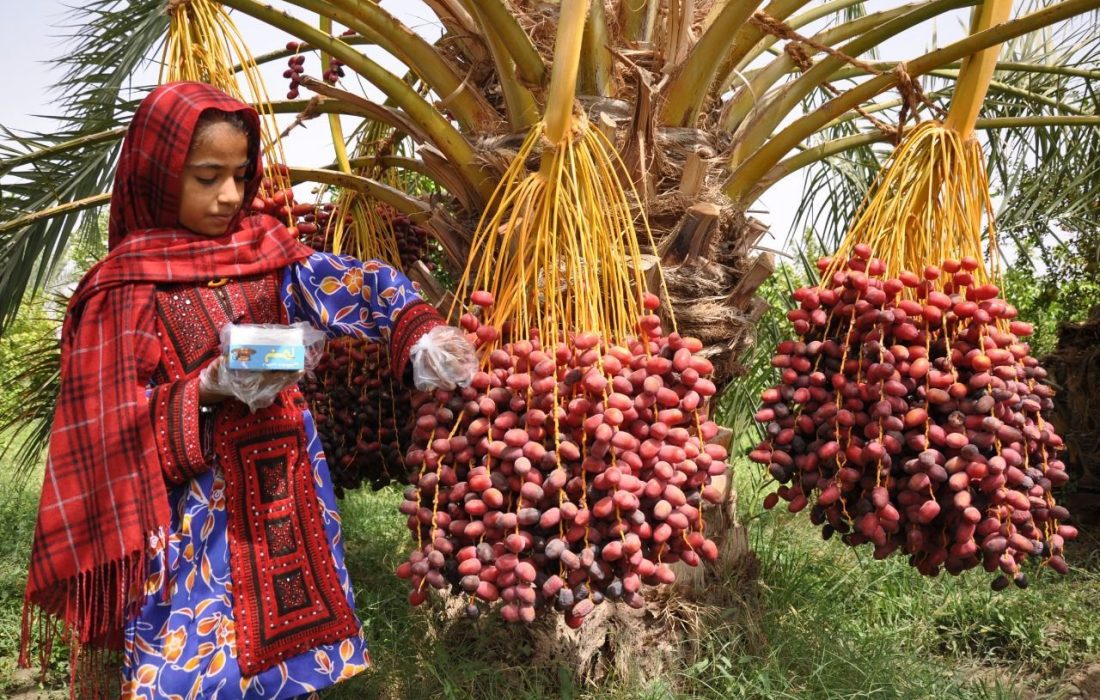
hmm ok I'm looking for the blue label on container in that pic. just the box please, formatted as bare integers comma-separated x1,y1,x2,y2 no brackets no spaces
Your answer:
227,344,306,371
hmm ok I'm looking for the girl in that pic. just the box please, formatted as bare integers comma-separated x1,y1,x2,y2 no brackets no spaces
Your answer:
21,81,475,699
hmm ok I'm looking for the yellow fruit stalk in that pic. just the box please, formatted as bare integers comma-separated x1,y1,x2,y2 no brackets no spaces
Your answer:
453,0,663,354
824,0,1014,290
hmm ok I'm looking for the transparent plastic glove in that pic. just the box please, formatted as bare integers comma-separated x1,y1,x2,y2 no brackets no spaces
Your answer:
198,355,233,399
410,325,478,391
199,355,304,412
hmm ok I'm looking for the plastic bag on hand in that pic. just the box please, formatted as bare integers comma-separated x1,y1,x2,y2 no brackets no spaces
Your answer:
410,325,478,392
200,322,327,412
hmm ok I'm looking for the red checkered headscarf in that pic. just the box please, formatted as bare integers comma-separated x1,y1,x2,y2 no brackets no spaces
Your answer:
22,82,312,677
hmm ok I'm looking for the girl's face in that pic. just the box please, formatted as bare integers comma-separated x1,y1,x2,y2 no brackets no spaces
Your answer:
178,121,250,237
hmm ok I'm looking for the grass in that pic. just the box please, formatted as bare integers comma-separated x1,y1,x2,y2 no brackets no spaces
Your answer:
0,485,38,693
1,434,1098,699
0,431,64,696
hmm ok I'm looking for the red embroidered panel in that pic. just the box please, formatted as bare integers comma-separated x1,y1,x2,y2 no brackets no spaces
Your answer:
389,300,445,381
149,377,206,484
149,274,283,480
154,273,282,376
214,394,358,676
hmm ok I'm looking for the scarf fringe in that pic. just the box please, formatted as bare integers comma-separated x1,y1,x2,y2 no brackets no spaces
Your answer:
20,538,156,699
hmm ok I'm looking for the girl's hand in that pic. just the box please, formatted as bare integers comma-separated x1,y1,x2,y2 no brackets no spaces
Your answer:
199,355,303,411
198,356,230,405
410,325,478,391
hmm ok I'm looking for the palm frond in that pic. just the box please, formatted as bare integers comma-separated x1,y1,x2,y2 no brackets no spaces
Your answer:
0,125,116,333
779,7,1100,262
991,136,1100,270
785,118,886,255
0,293,66,477
0,0,167,333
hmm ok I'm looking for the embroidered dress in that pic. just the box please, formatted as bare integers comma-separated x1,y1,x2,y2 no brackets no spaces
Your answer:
122,254,432,699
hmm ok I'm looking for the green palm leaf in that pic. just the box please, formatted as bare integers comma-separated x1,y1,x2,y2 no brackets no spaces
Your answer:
0,0,166,333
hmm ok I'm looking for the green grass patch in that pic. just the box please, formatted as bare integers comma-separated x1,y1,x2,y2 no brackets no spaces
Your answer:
0,484,39,694
0,431,68,696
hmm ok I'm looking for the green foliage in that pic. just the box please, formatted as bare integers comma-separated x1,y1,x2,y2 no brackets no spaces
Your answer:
0,486,41,694
65,216,109,274
0,437,68,694
0,299,54,417
0,217,104,477
997,155,1100,356
0,298,61,474
426,238,457,292
1002,258,1100,358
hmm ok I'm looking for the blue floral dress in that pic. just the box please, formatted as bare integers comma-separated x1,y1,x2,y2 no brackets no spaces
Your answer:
122,254,421,699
